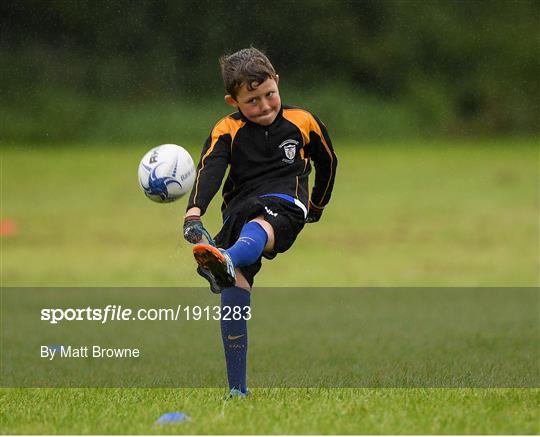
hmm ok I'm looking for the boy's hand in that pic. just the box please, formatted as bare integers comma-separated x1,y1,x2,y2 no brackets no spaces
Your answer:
305,210,322,223
306,201,324,223
306,202,324,223
183,215,205,243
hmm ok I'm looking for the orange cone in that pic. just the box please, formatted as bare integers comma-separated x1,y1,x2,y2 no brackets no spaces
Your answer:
0,219,18,236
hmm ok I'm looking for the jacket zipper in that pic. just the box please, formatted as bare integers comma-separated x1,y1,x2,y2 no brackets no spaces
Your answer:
264,129,270,156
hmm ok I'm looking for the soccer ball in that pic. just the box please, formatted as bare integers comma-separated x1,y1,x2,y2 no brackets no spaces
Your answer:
138,144,196,203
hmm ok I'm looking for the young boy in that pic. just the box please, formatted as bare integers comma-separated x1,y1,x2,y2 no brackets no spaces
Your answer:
183,47,337,397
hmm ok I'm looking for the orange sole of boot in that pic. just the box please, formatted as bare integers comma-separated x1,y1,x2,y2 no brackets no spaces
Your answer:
192,244,225,268
192,244,235,287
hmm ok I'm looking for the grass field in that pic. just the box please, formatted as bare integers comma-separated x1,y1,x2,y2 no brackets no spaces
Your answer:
1,388,538,434
1,139,539,434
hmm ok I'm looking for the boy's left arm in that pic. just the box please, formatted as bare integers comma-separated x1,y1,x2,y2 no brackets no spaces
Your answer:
306,115,338,223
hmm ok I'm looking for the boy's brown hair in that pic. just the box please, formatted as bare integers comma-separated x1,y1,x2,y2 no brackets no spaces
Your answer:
219,47,277,99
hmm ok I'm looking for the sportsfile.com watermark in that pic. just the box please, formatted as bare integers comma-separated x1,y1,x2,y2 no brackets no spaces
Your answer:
2,288,536,387
40,305,251,324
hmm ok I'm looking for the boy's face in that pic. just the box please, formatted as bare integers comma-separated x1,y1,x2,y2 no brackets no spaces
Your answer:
225,76,281,126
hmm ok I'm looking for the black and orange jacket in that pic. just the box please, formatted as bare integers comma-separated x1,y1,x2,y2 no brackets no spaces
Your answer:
187,104,337,219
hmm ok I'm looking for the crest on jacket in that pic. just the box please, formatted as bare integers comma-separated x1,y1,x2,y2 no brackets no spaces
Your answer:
279,139,299,164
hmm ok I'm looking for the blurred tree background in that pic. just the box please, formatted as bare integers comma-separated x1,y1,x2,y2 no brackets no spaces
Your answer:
1,0,538,143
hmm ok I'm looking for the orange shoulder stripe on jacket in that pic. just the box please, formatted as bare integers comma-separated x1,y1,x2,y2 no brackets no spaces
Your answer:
282,108,311,145
193,115,245,205
283,108,334,207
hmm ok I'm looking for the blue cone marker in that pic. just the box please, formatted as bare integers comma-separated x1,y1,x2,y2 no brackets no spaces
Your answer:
155,412,191,425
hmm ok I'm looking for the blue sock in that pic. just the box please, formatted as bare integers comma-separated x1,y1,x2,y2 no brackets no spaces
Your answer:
220,286,250,393
226,222,268,268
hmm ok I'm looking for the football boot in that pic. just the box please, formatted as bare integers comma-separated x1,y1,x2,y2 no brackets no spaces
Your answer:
193,244,236,289
225,388,249,400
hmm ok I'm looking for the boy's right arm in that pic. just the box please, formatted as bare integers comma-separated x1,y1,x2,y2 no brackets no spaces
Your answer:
183,132,231,243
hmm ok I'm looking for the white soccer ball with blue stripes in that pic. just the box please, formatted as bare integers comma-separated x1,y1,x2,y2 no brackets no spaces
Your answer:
138,144,196,203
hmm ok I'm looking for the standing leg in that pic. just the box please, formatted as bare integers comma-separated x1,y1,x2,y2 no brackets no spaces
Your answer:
220,271,251,395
